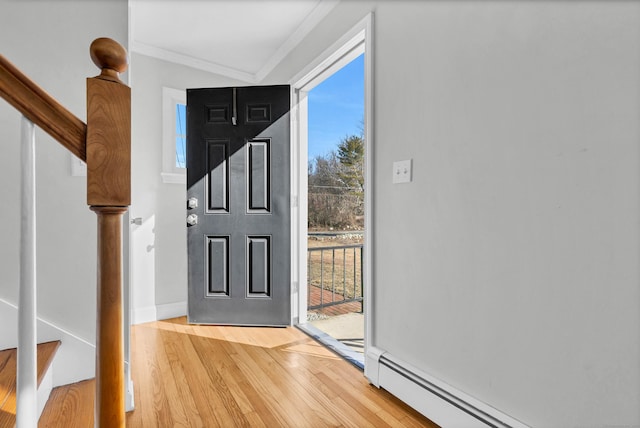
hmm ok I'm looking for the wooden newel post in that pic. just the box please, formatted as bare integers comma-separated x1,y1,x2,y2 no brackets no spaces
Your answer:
86,38,131,428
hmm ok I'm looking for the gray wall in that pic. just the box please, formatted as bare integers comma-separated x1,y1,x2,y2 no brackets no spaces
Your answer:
268,1,640,427
373,2,639,426
129,53,244,313
0,0,128,342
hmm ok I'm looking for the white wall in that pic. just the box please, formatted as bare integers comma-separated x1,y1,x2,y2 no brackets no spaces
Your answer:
266,1,640,427
0,0,128,343
129,53,244,321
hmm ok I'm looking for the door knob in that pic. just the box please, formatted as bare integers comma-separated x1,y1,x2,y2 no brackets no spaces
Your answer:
187,197,198,209
186,214,198,226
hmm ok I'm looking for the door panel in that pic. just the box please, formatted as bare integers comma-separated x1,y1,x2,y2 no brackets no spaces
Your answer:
206,140,229,212
247,236,270,297
187,85,290,326
206,236,229,297
247,139,270,212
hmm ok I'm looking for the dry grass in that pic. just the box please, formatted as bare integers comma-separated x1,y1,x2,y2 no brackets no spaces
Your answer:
307,234,363,300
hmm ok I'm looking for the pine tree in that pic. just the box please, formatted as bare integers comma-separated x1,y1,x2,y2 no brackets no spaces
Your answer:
336,135,364,195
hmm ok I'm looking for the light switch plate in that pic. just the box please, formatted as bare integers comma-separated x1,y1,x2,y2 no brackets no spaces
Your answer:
392,159,412,184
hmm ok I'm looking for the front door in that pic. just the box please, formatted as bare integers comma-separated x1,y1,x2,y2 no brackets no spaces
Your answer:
187,85,290,326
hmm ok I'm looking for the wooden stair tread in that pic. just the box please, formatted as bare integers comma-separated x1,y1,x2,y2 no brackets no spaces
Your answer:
0,341,61,428
38,379,94,427
0,349,18,410
35,342,60,387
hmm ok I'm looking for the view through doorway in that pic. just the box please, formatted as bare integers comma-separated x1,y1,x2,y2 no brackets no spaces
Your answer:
303,53,365,368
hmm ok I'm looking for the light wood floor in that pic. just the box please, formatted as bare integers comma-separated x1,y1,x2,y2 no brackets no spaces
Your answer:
41,317,439,427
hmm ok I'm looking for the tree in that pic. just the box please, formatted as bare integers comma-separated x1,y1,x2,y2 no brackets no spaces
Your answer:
308,133,365,230
308,153,342,194
336,135,364,195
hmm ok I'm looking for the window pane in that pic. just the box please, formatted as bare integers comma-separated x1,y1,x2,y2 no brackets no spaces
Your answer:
176,136,186,169
176,104,186,168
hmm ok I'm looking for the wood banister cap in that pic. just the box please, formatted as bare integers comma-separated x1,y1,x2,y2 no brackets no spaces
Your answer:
90,38,127,83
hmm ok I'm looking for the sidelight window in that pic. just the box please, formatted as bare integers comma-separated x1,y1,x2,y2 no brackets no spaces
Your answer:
161,87,187,183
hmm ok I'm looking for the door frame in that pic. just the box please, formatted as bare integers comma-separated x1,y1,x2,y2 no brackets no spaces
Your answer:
289,13,374,355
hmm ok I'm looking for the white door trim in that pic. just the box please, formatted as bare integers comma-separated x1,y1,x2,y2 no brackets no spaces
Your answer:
289,12,374,359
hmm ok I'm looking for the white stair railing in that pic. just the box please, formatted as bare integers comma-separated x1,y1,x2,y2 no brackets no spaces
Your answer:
17,116,37,428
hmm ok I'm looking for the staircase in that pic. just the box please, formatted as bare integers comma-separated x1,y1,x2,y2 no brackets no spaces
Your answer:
0,342,60,427
0,37,131,427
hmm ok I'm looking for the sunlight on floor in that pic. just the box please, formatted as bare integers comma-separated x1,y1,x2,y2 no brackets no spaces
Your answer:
140,317,341,360
281,342,341,361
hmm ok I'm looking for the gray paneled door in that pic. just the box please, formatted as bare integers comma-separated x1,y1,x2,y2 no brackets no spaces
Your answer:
186,85,290,326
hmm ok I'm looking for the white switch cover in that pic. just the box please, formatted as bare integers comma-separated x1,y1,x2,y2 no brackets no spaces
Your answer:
392,159,412,184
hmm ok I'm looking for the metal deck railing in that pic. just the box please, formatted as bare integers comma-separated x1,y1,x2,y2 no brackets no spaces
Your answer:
307,244,363,311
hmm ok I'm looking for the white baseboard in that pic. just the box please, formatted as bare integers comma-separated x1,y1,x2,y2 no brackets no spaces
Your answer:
156,301,187,321
0,298,95,387
125,360,135,412
132,305,157,325
132,301,186,325
366,346,530,428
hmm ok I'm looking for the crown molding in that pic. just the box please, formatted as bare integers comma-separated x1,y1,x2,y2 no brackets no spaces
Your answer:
131,0,340,84
255,0,340,82
131,41,258,83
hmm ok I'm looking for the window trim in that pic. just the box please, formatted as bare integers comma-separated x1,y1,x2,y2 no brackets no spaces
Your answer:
161,87,187,184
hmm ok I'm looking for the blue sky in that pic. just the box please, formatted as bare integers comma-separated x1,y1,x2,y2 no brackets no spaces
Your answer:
308,54,364,161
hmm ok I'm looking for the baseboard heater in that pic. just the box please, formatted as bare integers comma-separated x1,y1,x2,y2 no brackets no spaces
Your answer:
366,347,529,428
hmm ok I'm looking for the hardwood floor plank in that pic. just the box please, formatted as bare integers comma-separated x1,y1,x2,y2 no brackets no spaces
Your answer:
128,325,157,427
207,339,283,428
315,371,395,427
39,318,438,427
188,335,251,427
277,354,368,427
150,327,191,427
262,347,354,426
137,325,173,427
159,324,205,428
241,342,343,427
224,339,313,427
187,334,262,420
165,324,240,427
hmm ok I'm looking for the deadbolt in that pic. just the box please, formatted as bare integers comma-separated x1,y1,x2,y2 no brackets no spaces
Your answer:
187,197,198,209
186,214,198,226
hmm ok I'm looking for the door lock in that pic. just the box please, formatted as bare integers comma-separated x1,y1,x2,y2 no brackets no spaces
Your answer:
186,214,198,226
187,197,198,209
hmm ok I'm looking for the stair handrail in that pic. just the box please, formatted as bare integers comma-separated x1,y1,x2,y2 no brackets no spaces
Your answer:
0,54,87,160
0,38,130,427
